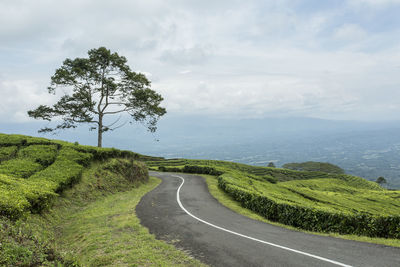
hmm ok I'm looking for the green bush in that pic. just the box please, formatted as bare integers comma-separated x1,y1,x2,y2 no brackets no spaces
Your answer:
0,158,43,178
57,146,92,166
30,159,84,193
0,133,153,220
218,175,400,239
18,145,58,166
0,146,18,162
158,166,183,172
0,134,27,146
182,165,223,176
71,145,139,161
0,174,56,219
103,158,149,183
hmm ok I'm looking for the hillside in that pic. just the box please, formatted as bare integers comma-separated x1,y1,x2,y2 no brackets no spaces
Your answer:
0,133,204,266
282,161,345,174
145,158,400,238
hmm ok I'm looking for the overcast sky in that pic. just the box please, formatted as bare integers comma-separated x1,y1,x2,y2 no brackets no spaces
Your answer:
1,0,400,123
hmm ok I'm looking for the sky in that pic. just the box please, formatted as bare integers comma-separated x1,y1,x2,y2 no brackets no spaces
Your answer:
1,0,400,123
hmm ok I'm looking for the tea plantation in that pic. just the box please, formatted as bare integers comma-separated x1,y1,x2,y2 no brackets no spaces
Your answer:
0,133,205,266
0,133,148,219
146,158,400,239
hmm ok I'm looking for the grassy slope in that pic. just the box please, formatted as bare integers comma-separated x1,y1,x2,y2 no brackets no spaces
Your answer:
0,133,206,266
29,162,205,266
202,174,400,247
146,158,400,216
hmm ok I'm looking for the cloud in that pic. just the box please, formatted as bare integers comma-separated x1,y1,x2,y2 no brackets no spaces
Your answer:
160,46,210,65
333,24,367,41
0,0,399,122
0,79,56,122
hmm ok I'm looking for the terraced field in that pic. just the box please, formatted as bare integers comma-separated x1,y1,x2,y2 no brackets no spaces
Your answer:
145,158,400,238
0,133,146,219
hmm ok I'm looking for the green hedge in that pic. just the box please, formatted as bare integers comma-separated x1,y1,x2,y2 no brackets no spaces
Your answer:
0,174,56,219
0,146,18,162
0,133,154,220
103,158,149,183
18,145,58,167
57,146,93,166
157,165,223,176
71,145,139,161
30,158,84,193
218,175,400,239
0,159,43,178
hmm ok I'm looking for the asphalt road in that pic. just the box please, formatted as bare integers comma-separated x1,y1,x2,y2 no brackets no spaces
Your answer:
136,172,400,267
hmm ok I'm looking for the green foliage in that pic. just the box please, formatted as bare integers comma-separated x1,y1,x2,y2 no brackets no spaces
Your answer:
27,47,166,147
102,158,149,183
0,217,74,266
0,146,18,162
157,164,223,176
71,144,140,161
0,174,56,219
18,145,58,166
57,146,92,166
30,158,84,193
0,133,27,146
182,165,223,176
376,176,387,185
0,158,44,178
267,162,276,168
146,157,400,238
283,161,345,174
218,175,400,238
0,133,151,220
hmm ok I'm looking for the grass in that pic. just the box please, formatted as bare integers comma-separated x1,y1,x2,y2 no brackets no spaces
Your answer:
146,158,400,217
202,174,400,247
0,133,206,266
24,162,206,267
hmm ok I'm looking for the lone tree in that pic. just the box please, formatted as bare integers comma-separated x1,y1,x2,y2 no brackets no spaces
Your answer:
376,176,387,186
28,47,166,147
267,162,276,168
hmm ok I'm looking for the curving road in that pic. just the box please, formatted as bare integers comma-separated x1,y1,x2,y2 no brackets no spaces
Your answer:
136,172,400,267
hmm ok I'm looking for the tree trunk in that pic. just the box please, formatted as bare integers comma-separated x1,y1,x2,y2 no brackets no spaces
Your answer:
98,114,103,147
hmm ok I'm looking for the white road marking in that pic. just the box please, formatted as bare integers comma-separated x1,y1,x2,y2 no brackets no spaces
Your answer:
173,174,353,267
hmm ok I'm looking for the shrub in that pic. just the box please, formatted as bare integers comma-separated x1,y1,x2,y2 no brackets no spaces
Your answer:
0,174,56,219
0,146,18,162
182,165,223,176
18,145,58,167
0,159,43,178
218,175,400,239
57,146,92,166
158,166,182,172
30,159,84,193
103,158,149,183
0,134,27,146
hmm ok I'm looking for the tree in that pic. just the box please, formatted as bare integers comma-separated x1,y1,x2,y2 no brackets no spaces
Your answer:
376,176,387,186
267,162,276,168
28,47,166,147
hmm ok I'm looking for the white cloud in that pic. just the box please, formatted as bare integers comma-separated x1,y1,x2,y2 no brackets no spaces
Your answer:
0,0,399,122
0,79,56,122
333,24,367,41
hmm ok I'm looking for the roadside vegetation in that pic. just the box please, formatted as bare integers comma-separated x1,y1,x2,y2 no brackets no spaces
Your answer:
202,174,400,247
0,133,205,266
146,158,400,240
